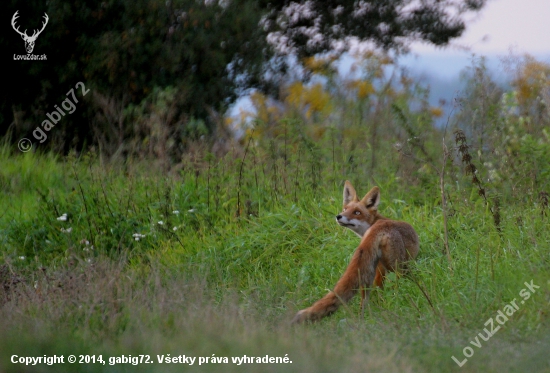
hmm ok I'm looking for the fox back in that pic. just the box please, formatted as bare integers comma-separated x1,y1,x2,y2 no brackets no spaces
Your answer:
292,181,419,324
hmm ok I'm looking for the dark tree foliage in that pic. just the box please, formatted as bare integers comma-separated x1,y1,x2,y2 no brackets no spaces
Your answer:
1,0,271,151
260,0,486,57
0,0,485,153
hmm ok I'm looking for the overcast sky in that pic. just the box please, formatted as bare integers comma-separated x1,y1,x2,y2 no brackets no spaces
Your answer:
402,0,550,80
234,1,550,115
412,0,550,55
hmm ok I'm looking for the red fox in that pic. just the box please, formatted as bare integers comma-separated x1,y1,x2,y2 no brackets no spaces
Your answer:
291,181,419,324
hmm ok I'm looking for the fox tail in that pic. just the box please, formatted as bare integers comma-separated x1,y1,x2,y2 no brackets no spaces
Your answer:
291,247,378,324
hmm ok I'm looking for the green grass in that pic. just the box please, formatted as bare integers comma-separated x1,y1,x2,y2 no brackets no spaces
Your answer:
0,136,549,373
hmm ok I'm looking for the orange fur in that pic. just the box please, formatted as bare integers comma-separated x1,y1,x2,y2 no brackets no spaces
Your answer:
291,181,419,324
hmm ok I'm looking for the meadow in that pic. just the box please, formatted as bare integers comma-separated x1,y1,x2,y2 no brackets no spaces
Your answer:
1,55,549,373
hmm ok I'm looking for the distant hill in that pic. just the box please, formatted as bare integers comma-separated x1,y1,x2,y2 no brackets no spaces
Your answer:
400,52,550,108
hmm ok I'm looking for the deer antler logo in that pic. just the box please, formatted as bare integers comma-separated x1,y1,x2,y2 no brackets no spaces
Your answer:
12,11,49,54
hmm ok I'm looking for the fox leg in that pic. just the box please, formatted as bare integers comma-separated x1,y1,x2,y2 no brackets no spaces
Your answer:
292,248,379,324
373,263,386,288
360,263,381,317
360,265,378,317
360,286,370,318
360,287,366,311
359,255,379,318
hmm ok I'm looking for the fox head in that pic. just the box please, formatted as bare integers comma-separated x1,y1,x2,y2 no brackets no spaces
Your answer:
336,181,382,237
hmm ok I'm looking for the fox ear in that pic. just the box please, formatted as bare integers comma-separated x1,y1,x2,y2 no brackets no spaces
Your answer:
343,180,357,205
361,186,380,210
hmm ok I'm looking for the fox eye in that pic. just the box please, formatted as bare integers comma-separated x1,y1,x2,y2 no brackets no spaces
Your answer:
354,211,360,215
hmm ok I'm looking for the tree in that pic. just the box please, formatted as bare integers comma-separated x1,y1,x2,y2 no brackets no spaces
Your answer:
0,0,486,155
260,0,486,57
1,0,272,152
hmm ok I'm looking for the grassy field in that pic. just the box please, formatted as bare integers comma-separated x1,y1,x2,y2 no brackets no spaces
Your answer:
0,125,549,373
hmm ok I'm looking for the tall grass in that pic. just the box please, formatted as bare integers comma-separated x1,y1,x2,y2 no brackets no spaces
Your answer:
1,54,550,371
0,114,548,372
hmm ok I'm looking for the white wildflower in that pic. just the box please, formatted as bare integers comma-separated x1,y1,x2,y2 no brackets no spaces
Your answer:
57,213,68,221
133,233,146,241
